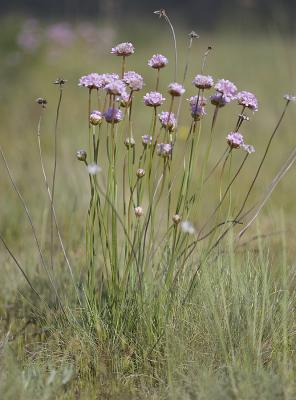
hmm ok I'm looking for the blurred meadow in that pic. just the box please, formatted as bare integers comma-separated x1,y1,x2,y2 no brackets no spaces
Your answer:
0,1,296,398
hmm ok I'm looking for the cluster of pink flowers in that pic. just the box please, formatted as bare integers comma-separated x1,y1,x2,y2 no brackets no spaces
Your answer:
156,143,173,158
105,79,126,96
77,41,259,156
123,71,144,91
168,82,185,97
103,108,123,123
79,73,119,89
111,42,134,56
188,95,207,121
144,91,165,107
227,132,255,153
158,112,177,131
148,54,168,69
237,91,258,111
209,78,238,107
192,74,214,90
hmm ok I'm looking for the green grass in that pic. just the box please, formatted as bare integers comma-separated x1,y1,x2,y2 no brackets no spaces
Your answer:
0,16,296,399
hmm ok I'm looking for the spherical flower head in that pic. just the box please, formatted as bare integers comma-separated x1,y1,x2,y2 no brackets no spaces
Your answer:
242,144,255,154
158,111,177,131
237,91,258,111
134,206,143,218
76,149,87,162
104,79,126,96
210,92,230,108
215,79,237,100
119,89,131,107
123,71,144,91
143,91,166,107
168,82,185,97
188,95,207,107
227,132,244,149
136,168,145,178
156,143,173,158
172,214,181,225
103,108,123,124
142,135,153,148
78,73,102,89
87,163,102,175
148,54,168,69
191,104,206,121
111,42,134,56
124,137,136,149
99,73,120,88
192,74,214,90
180,220,196,235
90,110,103,126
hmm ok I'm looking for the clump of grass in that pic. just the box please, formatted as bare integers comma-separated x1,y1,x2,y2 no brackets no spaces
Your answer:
0,9,296,399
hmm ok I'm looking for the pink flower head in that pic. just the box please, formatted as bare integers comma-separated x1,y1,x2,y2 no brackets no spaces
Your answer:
215,79,237,101
227,132,244,149
210,92,230,108
119,89,131,107
156,143,173,158
142,135,153,147
148,54,168,69
192,74,214,90
100,73,120,87
111,42,134,56
103,108,123,123
191,105,206,121
188,95,207,107
143,91,166,107
104,79,126,95
123,71,144,91
242,144,255,154
158,111,177,131
78,73,101,89
237,91,258,111
168,82,185,97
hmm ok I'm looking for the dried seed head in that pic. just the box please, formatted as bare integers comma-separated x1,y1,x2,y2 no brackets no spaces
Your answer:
172,214,181,225
284,94,296,102
134,206,143,218
154,9,166,18
36,97,47,107
53,78,67,85
136,168,145,178
189,31,199,39
76,149,87,162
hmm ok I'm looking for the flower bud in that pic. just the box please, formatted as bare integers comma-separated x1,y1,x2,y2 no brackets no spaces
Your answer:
76,149,87,162
134,206,143,218
172,214,181,225
136,168,145,178
124,137,135,149
90,110,102,126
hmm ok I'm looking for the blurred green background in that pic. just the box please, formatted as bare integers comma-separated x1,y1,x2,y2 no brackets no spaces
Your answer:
0,0,295,271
